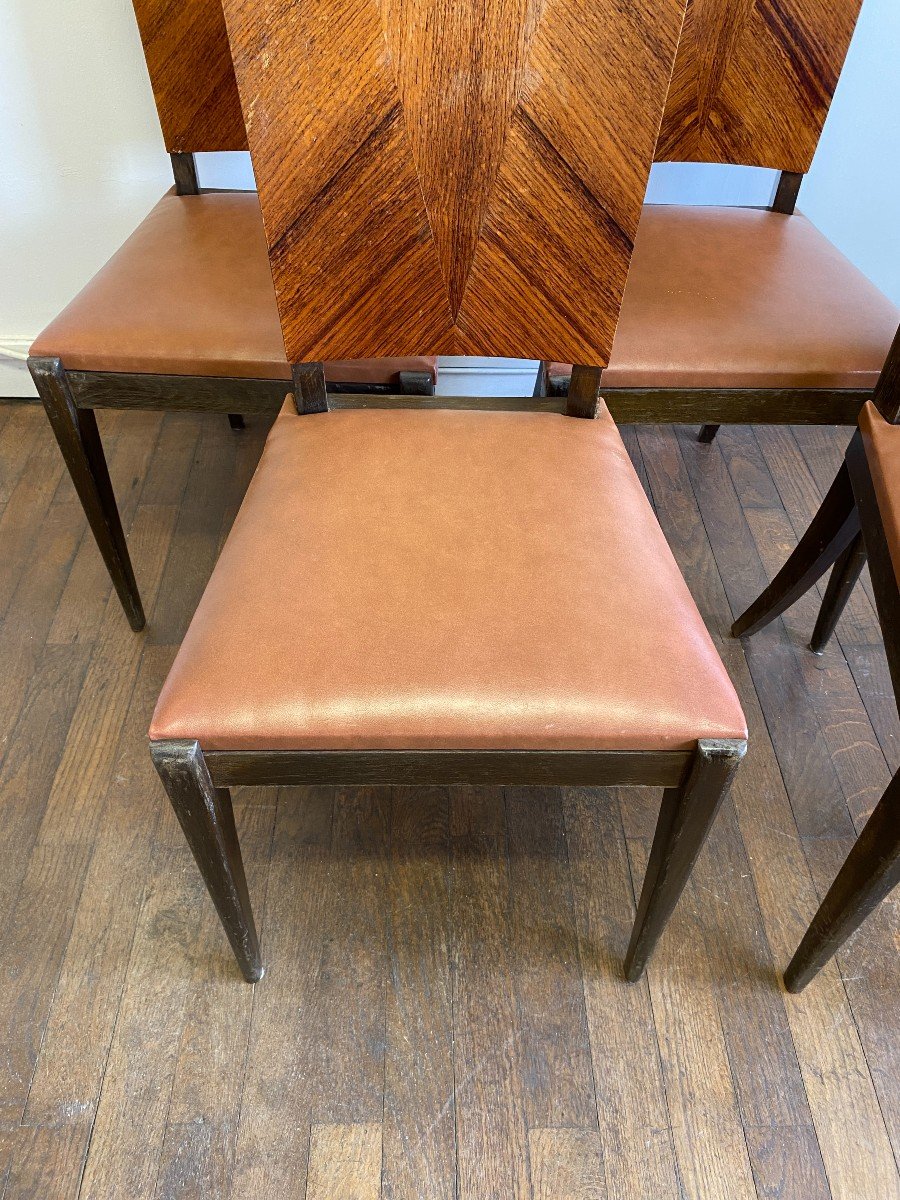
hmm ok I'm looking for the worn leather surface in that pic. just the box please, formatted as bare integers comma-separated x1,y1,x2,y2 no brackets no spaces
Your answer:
30,191,437,386
549,206,899,390
150,402,747,752
859,402,900,583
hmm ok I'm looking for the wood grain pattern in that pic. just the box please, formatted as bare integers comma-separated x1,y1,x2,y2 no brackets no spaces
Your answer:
220,0,687,363
657,0,864,172
131,0,247,152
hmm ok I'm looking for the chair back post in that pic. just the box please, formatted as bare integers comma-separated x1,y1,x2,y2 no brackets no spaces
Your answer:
873,325,900,423
771,171,803,215
170,152,200,196
220,0,689,414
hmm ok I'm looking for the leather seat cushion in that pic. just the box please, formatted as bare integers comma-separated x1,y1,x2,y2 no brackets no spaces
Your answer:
29,191,437,387
549,206,899,390
150,402,747,752
859,402,900,583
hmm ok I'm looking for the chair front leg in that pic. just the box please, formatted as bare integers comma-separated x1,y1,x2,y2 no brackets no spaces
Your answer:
784,770,900,992
698,424,720,444
29,356,145,631
227,414,246,430
732,459,860,639
150,739,263,982
809,530,867,654
624,738,746,981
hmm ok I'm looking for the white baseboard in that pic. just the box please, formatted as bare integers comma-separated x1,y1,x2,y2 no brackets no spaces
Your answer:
0,339,35,399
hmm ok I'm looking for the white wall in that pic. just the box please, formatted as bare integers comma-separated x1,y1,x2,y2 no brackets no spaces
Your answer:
1,0,898,396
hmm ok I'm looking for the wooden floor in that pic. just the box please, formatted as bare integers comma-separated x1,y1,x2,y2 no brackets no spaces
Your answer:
0,401,897,1200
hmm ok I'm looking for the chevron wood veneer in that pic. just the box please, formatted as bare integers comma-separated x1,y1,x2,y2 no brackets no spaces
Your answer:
221,0,687,364
658,0,864,172
132,0,248,152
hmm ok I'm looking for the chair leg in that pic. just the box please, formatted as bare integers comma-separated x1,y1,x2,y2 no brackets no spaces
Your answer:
29,356,145,631
227,413,246,430
809,530,866,654
624,738,746,981
150,739,263,982
784,771,900,992
698,424,720,444
731,460,860,639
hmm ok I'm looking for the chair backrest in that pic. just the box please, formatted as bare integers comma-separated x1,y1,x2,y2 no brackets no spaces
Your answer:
220,0,688,367
131,0,247,153
657,0,864,174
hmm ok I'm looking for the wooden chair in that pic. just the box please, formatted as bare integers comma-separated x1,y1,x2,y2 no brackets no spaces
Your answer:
732,325,900,990
27,0,437,634
537,0,899,443
147,0,749,983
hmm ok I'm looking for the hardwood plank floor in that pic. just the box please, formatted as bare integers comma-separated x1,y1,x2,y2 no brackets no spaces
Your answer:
0,403,897,1199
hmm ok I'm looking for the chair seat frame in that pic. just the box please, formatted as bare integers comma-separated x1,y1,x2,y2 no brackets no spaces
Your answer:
150,735,746,984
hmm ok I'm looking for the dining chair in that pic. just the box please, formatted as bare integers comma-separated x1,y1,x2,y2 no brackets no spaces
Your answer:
27,0,437,634
146,0,749,983
536,0,899,443
731,324,900,990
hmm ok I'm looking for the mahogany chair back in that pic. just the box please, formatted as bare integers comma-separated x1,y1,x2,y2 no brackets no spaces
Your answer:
219,0,689,372
658,0,864,178
132,0,247,156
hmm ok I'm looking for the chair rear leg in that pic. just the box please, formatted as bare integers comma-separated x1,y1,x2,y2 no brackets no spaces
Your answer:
698,424,720,444
809,530,866,654
227,414,246,430
150,739,263,982
732,460,860,639
784,771,900,992
624,738,746,981
29,356,145,631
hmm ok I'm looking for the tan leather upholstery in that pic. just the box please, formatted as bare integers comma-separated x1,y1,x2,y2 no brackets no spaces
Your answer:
549,206,899,390
30,191,437,387
150,402,747,752
859,402,900,583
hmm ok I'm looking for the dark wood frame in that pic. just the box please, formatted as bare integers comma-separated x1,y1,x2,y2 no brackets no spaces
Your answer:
147,360,746,984
151,735,746,983
731,364,900,990
537,170,889,439
28,152,436,632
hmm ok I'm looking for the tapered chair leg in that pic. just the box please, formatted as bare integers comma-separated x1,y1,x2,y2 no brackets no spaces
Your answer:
809,530,867,654
227,414,246,430
784,771,900,992
150,739,263,982
732,460,860,639
29,356,145,631
624,738,746,981
698,424,720,444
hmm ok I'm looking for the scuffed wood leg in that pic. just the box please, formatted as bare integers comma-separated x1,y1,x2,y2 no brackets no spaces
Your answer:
784,771,900,992
809,530,866,654
150,739,263,982
731,459,860,639
698,424,720,444
624,738,746,981
29,356,145,632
